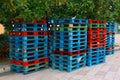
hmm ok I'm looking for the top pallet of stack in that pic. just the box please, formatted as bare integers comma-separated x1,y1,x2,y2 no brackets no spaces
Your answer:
88,20,106,28
55,18,88,25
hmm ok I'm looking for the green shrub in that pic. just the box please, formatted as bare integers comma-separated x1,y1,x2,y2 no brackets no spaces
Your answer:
0,32,9,58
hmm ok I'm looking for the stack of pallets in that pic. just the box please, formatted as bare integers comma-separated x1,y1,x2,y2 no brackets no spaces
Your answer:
47,19,54,66
106,22,116,55
9,19,49,74
87,20,106,66
51,18,88,72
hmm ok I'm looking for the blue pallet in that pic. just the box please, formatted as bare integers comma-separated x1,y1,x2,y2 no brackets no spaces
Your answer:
106,43,114,48
51,54,86,72
53,41,87,46
106,22,116,27
106,40,115,43
9,38,48,43
106,40,115,42
47,19,56,24
87,55,105,61
53,35,87,39
10,36,48,41
51,62,86,72
9,42,48,48
87,54,105,60
10,49,48,55
53,33,87,37
53,36,87,40
9,41,48,46
53,42,87,48
99,48,106,51
86,49,106,67
10,48,48,54
9,42,48,46
13,23,47,31
53,43,87,48
57,18,88,24
106,29,115,32
10,53,48,61
106,41,114,44
87,51,105,56
106,36,115,47
106,50,114,55
53,37,87,41
86,58,105,67
106,22,116,32
53,46,87,52
51,54,86,66
9,45,48,50
51,53,86,60
53,31,87,36
106,35,115,38
87,48,106,53
106,38,115,41
10,47,48,53
10,63,48,74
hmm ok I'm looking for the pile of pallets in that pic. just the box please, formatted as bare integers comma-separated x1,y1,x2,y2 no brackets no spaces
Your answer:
9,19,49,74
87,20,106,66
50,18,88,72
47,19,54,66
9,18,116,74
106,22,116,55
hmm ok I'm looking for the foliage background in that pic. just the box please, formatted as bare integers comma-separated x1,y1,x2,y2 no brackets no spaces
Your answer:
0,0,120,31
0,0,120,58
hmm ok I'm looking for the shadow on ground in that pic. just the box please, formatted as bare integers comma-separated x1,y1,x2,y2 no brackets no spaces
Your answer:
0,71,16,77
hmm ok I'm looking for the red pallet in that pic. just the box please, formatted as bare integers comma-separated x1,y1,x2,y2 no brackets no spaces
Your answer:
88,34,100,41
99,28,106,31
88,28,100,31
9,31,48,36
88,41,106,48
53,50,86,56
88,29,100,36
88,36,106,42
88,28,106,33
38,32,48,35
88,28,106,41
99,20,106,24
88,39,106,43
99,31,106,34
87,39,99,43
11,18,24,24
99,39,106,43
10,57,49,66
88,20,106,24
21,32,38,36
88,43,100,48
106,47,114,50
34,19,46,24
99,43,106,47
107,32,115,35
100,37,106,40
9,31,21,36
48,31,52,35
88,34,100,39
88,20,100,24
